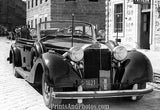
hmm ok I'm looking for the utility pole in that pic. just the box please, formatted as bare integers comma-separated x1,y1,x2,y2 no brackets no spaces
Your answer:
106,0,110,41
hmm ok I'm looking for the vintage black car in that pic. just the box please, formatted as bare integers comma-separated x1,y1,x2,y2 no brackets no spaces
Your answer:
8,20,153,109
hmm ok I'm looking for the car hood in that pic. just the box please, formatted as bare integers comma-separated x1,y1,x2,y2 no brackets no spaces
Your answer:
43,37,111,52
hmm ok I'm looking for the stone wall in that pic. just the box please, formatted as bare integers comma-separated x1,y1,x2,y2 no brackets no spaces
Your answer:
27,0,105,29
153,0,160,51
50,0,105,29
27,0,51,28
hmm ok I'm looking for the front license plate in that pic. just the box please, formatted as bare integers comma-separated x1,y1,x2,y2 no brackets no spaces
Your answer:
81,79,98,89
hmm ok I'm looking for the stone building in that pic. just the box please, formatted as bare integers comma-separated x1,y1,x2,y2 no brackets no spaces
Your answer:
0,0,26,31
26,0,105,30
106,0,160,51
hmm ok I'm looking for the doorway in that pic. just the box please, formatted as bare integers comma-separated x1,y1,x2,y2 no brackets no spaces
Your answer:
140,12,150,49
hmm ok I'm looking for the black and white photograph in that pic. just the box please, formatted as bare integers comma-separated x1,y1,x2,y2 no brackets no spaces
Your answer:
0,0,160,110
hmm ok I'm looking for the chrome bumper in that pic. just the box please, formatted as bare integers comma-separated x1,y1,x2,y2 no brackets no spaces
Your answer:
52,86,153,99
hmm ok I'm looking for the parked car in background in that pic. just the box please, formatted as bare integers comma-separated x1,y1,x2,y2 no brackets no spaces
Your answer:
7,31,15,40
8,20,153,109
0,25,8,36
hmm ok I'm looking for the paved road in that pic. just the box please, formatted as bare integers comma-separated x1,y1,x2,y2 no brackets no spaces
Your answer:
0,37,160,110
0,37,49,110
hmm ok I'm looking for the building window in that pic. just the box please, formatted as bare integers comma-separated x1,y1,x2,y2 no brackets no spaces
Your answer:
142,4,150,10
35,0,38,6
28,1,30,9
35,19,37,28
114,4,123,32
28,21,30,28
40,0,42,4
89,0,98,2
40,18,42,23
31,20,33,28
31,0,34,8
45,17,47,21
39,18,42,28
45,17,47,29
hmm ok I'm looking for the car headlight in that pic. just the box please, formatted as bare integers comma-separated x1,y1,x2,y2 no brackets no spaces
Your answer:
69,47,84,62
113,46,127,61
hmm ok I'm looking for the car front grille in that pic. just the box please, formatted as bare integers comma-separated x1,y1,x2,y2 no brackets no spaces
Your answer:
84,48,111,78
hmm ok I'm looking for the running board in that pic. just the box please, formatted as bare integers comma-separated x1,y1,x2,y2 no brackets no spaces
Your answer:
15,67,29,79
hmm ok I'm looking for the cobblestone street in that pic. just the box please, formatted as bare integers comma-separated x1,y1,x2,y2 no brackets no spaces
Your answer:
0,37,49,110
0,37,160,110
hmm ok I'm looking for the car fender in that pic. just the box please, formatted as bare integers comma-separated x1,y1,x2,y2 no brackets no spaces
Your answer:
10,44,22,66
39,52,80,88
121,50,153,85
33,42,45,57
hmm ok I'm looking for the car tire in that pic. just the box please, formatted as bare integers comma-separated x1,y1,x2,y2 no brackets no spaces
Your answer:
130,83,146,101
42,73,62,109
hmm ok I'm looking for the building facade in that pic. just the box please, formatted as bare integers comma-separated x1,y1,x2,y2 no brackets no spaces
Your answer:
0,0,26,31
106,0,160,51
26,0,105,30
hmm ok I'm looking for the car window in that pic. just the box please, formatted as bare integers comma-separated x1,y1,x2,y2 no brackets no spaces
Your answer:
15,26,33,40
85,26,92,36
39,21,94,40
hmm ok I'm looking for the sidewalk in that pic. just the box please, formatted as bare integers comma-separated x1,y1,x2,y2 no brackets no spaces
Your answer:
0,37,49,110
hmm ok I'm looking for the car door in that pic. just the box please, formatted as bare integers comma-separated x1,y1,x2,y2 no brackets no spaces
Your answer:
16,28,35,71
16,38,34,71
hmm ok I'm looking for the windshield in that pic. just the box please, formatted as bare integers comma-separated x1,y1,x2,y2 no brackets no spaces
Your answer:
39,20,94,40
